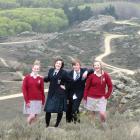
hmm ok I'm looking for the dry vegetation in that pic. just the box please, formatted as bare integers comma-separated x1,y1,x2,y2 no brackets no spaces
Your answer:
0,112,139,140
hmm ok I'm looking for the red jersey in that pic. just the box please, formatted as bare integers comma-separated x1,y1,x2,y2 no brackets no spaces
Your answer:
84,72,113,99
22,74,45,104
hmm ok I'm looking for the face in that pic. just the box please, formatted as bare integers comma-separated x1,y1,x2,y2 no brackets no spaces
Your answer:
32,65,40,74
55,60,62,70
73,62,81,71
94,62,101,72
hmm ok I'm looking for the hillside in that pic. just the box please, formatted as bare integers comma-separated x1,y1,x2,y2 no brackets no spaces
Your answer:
0,15,139,113
0,1,140,35
0,15,140,139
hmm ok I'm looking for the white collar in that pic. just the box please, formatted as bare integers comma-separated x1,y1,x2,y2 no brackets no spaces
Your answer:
94,70,104,77
74,69,80,74
30,72,39,78
54,69,59,73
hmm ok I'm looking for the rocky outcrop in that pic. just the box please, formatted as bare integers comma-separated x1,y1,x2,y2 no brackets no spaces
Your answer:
111,72,140,117
77,15,115,31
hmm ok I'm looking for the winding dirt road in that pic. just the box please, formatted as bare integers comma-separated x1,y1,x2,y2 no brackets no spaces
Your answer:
95,34,135,75
95,20,140,75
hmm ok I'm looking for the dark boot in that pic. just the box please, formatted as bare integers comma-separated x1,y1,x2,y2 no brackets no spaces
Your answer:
66,98,73,123
45,112,51,127
54,112,63,127
73,111,80,124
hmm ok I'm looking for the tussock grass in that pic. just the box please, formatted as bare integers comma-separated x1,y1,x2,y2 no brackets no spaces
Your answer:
0,112,139,140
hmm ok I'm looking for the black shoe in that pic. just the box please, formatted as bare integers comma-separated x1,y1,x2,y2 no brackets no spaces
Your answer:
54,124,58,127
46,124,49,128
77,119,80,123
66,118,72,123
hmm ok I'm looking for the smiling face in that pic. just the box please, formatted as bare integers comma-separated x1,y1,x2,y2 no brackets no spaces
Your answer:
32,64,40,74
94,61,102,72
55,60,63,70
73,62,81,71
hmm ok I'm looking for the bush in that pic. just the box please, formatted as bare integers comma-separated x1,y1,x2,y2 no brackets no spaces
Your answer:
63,5,93,25
0,8,68,35
101,5,118,19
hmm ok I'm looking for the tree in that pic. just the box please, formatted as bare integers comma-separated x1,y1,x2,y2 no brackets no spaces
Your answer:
101,5,118,19
79,6,93,21
63,5,93,25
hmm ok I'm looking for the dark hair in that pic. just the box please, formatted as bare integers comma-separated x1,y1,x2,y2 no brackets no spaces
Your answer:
71,59,81,66
54,58,64,69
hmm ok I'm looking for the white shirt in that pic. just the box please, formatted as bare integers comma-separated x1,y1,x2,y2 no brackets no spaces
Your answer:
53,69,59,75
73,70,80,80
30,72,39,79
94,70,104,77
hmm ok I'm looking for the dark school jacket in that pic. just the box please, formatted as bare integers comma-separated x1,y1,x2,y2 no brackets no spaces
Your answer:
44,68,72,113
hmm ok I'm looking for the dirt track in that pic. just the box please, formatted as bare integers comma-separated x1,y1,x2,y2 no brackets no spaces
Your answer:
95,34,135,75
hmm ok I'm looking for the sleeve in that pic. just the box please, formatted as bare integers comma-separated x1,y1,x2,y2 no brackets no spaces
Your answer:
82,68,87,72
44,69,52,82
104,73,113,99
81,68,88,81
63,70,73,99
62,70,73,83
22,76,29,104
87,68,94,76
83,74,92,100
40,78,45,105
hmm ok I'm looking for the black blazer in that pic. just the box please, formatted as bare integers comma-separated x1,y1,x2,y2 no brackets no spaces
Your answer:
66,68,94,99
66,68,88,100
44,68,72,113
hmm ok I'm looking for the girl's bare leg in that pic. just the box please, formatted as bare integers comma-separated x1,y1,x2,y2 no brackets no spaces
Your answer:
99,111,106,122
27,114,36,125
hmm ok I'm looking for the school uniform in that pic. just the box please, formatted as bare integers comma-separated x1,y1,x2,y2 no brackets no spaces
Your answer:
66,68,93,123
22,73,45,115
44,68,72,127
83,71,113,112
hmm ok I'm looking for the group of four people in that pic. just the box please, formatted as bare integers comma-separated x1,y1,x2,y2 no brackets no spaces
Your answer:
22,58,113,127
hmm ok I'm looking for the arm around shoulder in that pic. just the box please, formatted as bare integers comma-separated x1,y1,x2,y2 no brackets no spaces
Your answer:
44,68,53,82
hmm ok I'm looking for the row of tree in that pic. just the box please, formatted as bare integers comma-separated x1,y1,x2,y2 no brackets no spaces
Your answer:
63,4,118,25
0,0,138,35
63,5,93,25
0,4,118,36
0,0,137,9
0,8,68,36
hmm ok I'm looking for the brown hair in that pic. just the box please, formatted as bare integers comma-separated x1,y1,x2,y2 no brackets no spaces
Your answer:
54,58,64,69
71,59,81,66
